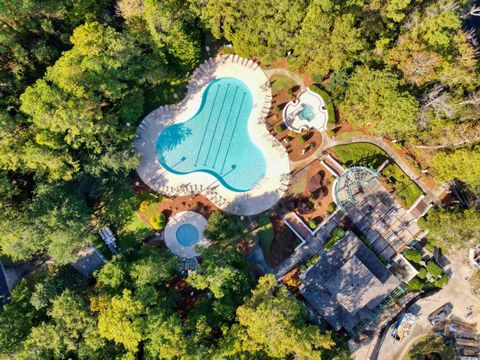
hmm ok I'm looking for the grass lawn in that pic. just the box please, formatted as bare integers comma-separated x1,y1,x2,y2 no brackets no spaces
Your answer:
310,85,335,124
270,74,296,95
382,164,423,207
402,335,455,360
257,213,274,261
331,143,389,169
334,131,363,141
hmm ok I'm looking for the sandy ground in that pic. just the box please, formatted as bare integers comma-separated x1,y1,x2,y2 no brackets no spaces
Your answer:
373,249,480,360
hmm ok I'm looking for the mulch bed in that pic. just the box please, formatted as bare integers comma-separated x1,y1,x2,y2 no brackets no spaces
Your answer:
266,87,323,162
155,194,218,219
268,215,299,268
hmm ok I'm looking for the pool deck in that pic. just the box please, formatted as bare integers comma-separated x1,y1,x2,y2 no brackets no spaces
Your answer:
134,55,291,215
164,211,208,258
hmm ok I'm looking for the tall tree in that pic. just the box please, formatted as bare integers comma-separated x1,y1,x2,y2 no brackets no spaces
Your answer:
143,0,201,69
199,0,308,64
93,289,145,353
219,275,335,359
292,0,366,78
340,66,418,136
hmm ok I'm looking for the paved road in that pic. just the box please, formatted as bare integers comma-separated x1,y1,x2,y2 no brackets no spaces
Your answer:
0,262,11,308
375,250,480,360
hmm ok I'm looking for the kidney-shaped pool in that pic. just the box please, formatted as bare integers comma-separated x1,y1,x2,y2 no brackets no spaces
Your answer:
156,77,266,192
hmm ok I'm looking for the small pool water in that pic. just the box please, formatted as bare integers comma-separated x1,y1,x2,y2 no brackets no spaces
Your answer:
299,104,314,121
156,77,266,192
176,223,200,247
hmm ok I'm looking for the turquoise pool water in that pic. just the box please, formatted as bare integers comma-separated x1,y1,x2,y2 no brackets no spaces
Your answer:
299,104,314,121
176,223,199,247
156,77,266,192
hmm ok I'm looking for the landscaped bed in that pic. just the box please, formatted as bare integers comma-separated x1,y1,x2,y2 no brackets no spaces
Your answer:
382,163,423,207
266,77,323,162
268,216,300,268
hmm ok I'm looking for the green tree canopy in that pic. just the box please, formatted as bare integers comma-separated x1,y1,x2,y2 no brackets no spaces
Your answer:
219,275,335,359
340,66,418,136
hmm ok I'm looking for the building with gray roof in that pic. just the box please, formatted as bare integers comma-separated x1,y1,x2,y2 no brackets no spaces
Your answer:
299,231,401,333
70,244,106,277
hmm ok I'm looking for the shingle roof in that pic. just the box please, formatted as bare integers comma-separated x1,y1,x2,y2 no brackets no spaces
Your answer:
71,244,106,277
300,232,400,331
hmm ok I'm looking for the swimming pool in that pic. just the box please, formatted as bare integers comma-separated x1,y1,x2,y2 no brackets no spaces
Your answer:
156,77,266,192
298,104,314,121
176,223,199,247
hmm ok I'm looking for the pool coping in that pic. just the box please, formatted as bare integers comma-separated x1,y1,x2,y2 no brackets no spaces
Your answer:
164,211,208,258
134,55,291,215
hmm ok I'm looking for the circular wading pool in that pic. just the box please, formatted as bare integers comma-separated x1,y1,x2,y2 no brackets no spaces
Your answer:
164,211,208,258
176,223,200,247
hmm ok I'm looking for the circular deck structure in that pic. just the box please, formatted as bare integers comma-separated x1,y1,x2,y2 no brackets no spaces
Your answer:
164,211,208,258
333,166,381,210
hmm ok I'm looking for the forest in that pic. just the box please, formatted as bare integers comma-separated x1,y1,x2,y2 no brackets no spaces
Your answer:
0,0,478,358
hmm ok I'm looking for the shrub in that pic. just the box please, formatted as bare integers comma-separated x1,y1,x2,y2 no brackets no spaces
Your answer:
149,212,167,230
306,255,320,268
424,240,436,253
407,277,424,292
426,261,443,278
358,234,372,249
308,220,317,230
403,248,423,264
434,274,449,288
327,202,337,214
275,105,281,112
139,201,149,213
299,136,305,145
287,88,294,95
275,124,284,133
417,267,428,279
324,227,346,249
288,130,296,138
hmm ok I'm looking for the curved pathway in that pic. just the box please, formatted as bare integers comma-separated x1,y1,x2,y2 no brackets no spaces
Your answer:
290,133,443,203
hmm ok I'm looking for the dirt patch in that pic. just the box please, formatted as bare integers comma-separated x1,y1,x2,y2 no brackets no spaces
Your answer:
268,215,299,268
